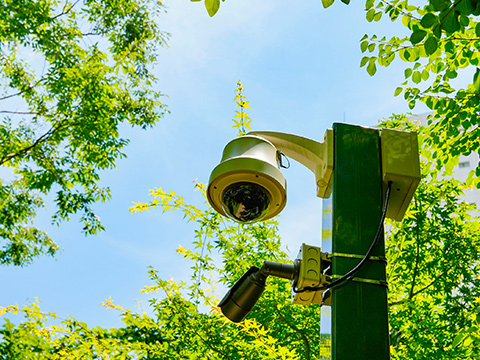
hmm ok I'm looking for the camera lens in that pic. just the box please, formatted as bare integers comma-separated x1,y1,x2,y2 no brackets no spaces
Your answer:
222,183,270,223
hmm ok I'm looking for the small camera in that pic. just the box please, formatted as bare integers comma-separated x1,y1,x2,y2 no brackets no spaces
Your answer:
219,261,297,322
207,135,287,223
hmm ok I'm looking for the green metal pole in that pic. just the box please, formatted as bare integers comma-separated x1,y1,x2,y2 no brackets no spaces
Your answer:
330,123,390,360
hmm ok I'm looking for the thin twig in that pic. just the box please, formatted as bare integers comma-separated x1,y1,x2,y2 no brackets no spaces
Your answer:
0,110,40,115
0,81,41,102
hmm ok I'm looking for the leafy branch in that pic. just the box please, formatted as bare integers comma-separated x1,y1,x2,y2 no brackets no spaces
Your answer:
51,0,81,20
0,119,79,166
232,80,252,136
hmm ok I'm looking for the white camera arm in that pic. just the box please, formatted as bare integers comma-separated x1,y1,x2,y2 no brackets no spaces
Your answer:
248,130,334,198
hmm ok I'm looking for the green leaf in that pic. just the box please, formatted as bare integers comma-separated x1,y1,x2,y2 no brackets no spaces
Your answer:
400,48,411,61
476,22,480,37
473,68,480,91
394,87,403,96
412,71,422,83
441,10,461,33
446,69,458,78
458,0,474,15
366,9,375,22
453,333,467,347
322,0,335,8
205,0,220,17
405,68,413,78
445,40,455,55
341,0,351,4
463,336,474,347
383,52,395,66
366,0,374,9
431,0,451,11
424,36,438,55
459,15,469,26
410,30,427,45
367,60,377,76
360,56,370,67
421,70,430,81
425,95,437,109
420,13,437,28
445,156,459,174
361,40,369,53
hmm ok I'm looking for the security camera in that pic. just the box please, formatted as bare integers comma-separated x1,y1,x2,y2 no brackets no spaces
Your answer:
207,135,287,223
219,261,297,322
207,130,334,223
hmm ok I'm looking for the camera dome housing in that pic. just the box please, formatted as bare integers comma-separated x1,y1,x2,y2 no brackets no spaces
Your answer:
207,135,287,223
222,182,271,223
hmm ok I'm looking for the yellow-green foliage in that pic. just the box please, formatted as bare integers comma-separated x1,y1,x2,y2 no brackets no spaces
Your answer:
3,86,480,360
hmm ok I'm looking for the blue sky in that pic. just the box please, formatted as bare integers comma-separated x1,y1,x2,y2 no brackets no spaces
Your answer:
1,0,423,330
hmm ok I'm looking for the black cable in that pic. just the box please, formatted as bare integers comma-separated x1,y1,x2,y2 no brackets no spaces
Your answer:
294,181,393,293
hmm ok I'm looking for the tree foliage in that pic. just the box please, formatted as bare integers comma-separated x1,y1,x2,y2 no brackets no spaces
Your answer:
1,84,480,359
359,0,480,187
1,181,320,359
0,0,169,266
381,114,480,359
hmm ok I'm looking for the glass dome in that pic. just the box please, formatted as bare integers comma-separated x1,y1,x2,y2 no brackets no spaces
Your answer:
222,183,270,223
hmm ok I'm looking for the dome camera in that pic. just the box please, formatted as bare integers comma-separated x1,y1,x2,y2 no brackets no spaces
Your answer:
222,182,271,223
207,135,287,223
207,129,334,223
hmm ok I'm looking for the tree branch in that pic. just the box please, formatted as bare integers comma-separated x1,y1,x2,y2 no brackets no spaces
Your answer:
0,81,41,102
52,0,80,20
389,268,448,307
0,120,78,166
0,110,40,115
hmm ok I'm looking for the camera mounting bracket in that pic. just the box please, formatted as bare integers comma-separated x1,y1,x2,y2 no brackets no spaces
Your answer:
248,130,334,198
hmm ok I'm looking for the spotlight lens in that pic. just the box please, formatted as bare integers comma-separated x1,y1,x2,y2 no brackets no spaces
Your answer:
222,183,270,223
